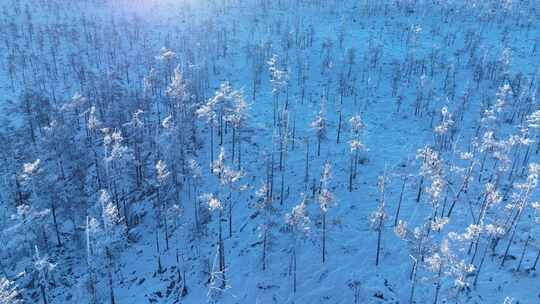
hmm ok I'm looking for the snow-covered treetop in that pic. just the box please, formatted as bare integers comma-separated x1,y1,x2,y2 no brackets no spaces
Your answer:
87,106,101,131
21,159,41,179
202,193,222,212
156,47,176,61
129,109,144,129
318,162,335,213
286,195,310,235
188,159,202,180
267,54,288,94
61,92,87,111
155,160,170,184
416,146,442,177
99,189,122,234
166,65,186,100
311,110,326,136
212,147,244,186
434,106,454,135
102,129,130,163
349,114,364,135
526,110,540,129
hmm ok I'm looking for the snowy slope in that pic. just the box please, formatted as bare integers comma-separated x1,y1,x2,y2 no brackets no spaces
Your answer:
1,1,540,304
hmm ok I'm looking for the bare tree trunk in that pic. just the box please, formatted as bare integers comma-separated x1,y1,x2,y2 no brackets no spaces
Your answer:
416,177,423,203
375,224,382,266
322,212,326,263
228,191,233,238
106,247,116,304
262,228,267,271
210,124,214,167
304,139,310,191
517,232,531,271
433,262,443,304
51,200,62,247
40,283,48,304
409,257,418,304
336,111,342,144
394,179,406,226
219,211,226,289
293,247,297,293
532,247,540,270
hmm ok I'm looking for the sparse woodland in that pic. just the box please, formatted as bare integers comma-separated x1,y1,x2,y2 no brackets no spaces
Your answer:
0,0,539,303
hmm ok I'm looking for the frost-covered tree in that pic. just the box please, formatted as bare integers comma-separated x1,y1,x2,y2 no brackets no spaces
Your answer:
168,203,188,298
202,193,227,291
155,159,172,251
33,246,55,304
253,183,276,271
285,195,310,293
267,54,289,127
101,128,131,215
433,106,454,151
0,277,21,304
212,148,244,238
311,106,327,157
501,163,540,267
224,89,248,168
197,82,240,165
369,174,388,266
318,162,335,263
97,189,125,304
348,114,366,191
84,216,100,304
188,159,203,233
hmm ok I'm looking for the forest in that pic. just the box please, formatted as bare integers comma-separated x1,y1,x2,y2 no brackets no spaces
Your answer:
0,0,539,303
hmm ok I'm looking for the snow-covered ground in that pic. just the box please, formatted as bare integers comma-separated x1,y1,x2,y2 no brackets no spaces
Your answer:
1,0,540,303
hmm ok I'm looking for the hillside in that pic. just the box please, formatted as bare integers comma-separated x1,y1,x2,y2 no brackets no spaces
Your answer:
0,1,539,303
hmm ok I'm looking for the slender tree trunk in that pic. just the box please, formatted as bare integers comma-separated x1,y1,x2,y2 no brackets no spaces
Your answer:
232,127,236,162
40,283,48,304
210,124,214,167
262,228,267,271
280,170,285,206
394,179,406,226
433,263,443,304
238,128,242,170
164,208,170,251
409,258,418,304
532,247,540,270
193,183,200,234
219,211,226,288
336,111,342,144
156,230,163,274
317,136,321,157
416,177,423,203
322,212,326,263
106,247,116,304
376,225,382,266
473,235,493,287
517,232,530,271
228,191,233,238
348,154,354,192
51,201,62,247
304,139,310,191
293,246,297,293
